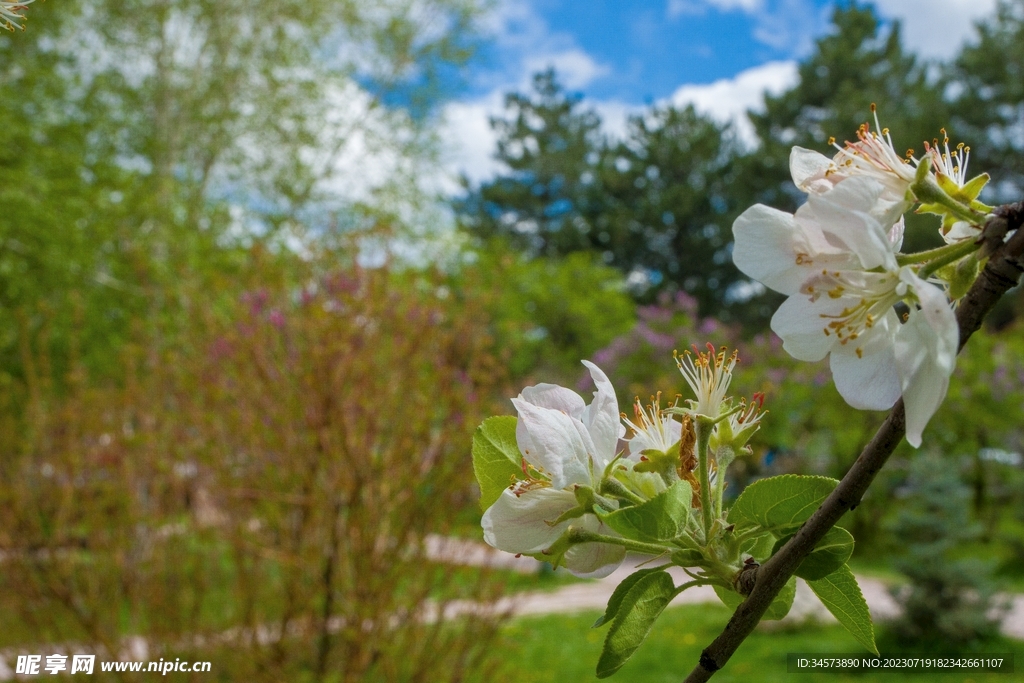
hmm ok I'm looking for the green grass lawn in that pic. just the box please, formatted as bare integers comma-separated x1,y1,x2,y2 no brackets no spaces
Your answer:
488,603,1022,683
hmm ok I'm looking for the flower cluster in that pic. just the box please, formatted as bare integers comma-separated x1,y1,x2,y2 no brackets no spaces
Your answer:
478,351,764,579
732,109,990,447
481,361,627,577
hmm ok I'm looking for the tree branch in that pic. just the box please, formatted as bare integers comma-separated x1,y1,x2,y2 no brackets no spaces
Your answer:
684,201,1024,683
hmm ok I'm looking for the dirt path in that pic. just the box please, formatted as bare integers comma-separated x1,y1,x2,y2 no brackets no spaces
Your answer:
424,535,1024,637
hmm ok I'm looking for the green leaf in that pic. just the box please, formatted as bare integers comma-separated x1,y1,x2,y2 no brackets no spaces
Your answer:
807,564,877,655
471,416,521,510
741,532,777,561
598,480,691,542
773,527,855,581
596,570,676,678
713,576,796,621
728,475,838,534
593,567,665,628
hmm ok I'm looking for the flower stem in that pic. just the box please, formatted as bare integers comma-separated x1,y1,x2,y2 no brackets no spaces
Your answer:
600,478,646,506
694,416,714,542
713,445,737,520
672,579,715,597
566,528,669,556
917,238,981,281
896,240,978,266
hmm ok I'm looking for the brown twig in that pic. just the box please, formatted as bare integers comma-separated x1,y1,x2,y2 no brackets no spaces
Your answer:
684,201,1024,683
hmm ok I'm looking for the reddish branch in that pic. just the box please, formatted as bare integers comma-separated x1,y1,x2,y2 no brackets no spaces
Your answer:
684,201,1024,683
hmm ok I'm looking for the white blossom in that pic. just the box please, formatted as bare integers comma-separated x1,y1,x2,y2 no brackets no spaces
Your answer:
733,177,958,447
790,108,919,229
481,361,626,577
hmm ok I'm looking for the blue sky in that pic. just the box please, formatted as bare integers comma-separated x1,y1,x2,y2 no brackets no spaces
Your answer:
471,0,830,103
439,0,1000,185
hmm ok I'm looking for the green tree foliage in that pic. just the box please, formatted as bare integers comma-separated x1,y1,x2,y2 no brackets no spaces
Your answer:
0,0,485,384
950,0,1024,201
747,2,949,251
458,71,756,322
0,5,146,381
458,69,604,257
594,106,750,319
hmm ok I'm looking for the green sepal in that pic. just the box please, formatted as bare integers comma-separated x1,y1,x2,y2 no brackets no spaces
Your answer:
935,172,963,197
807,564,878,655
771,526,854,581
712,576,796,621
727,475,838,535
536,528,574,570
595,570,676,678
932,262,957,283
597,480,691,542
916,201,948,218
471,416,522,510
956,172,990,203
633,441,680,477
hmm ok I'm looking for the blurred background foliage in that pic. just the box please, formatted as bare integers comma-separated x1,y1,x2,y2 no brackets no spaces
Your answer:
3,0,1024,678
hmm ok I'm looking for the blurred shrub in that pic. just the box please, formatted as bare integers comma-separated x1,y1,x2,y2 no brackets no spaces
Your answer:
453,240,635,383
0,255,508,682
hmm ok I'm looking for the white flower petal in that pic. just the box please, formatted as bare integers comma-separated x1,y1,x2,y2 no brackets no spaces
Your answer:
580,360,622,473
829,315,902,410
810,174,884,213
804,178,896,271
791,147,837,194
481,488,577,555
894,273,958,447
870,194,914,231
732,204,823,295
512,398,591,490
561,514,626,578
518,383,586,418
771,294,847,362
942,220,980,245
888,217,905,252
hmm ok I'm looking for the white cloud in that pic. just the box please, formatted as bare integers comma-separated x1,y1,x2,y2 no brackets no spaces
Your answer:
667,0,762,17
523,48,611,89
438,60,800,189
593,100,644,141
437,0,614,188
436,93,642,192
438,92,506,188
872,0,999,59
668,60,799,144
750,0,829,55
667,0,824,56
476,0,610,92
